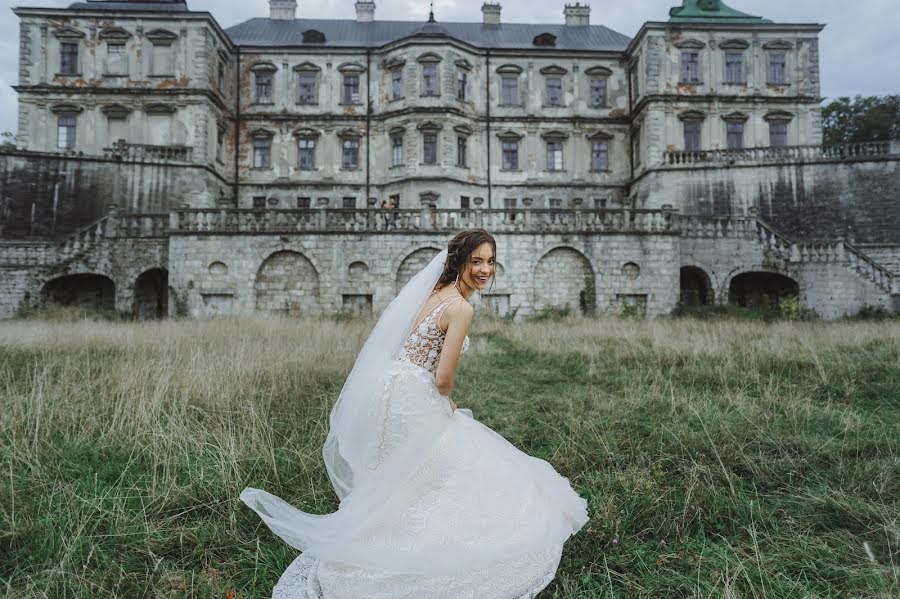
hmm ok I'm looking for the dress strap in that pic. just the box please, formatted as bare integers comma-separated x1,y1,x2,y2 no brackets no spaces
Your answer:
434,296,466,330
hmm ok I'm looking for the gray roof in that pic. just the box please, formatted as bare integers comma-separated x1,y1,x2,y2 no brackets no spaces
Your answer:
66,1,189,12
225,18,632,52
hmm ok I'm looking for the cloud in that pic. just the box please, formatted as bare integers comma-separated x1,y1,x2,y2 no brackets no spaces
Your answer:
1,0,897,136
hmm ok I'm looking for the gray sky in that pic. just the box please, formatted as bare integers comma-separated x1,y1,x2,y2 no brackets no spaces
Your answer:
1,0,898,136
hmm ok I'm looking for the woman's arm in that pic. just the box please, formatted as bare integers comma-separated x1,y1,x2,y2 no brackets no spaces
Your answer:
434,299,474,399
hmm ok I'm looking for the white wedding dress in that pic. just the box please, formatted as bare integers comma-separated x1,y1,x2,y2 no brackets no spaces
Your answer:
241,295,589,599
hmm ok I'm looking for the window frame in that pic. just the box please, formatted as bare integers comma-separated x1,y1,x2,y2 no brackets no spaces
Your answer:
456,135,467,168
252,136,272,169
546,141,564,171
769,122,788,147
391,68,404,101
680,51,701,84
768,52,787,84
421,63,439,97
726,122,744,150
341,137,360,170
590,78,608,108
390,134,404,167
590,141,609,172
254,71,274,104
724,51,744,84
457,70,467,101
342,74,361,104
422,131,438,165
57,114,77,149
545,77,563,106
297,137,316,170
60,42,79,76
297,73,317,104
501,139,519,170
683,120,702,152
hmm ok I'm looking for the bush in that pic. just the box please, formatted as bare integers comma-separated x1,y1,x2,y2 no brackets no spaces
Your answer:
844,305,899,321
526,305,571,322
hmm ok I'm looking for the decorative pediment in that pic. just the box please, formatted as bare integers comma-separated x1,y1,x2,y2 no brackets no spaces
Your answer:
496,64,523,75
587,130,613,141
337,128,363,139
50,103,82,115
496,130,523,140
302,29,326,44
250,127,274,139
52,27,85,40
455,58,473,71
417,52,443,64
337,62,366,74
675,39,706,49
721,111,749,123
541,130,569,141
584,65,613,77
145,29,178,46
217,49,230,62
678,110,706,121
763,40,794,50
764,110,794,123
719,39,750,50
388,126,406,136
250,62,278,73
417,121,443,132
145,104,177,115
533,32,557,47
292,127,321,138
98,27,131,41
382,57,405,70
101,104,132,119
293,61,321,72
540,65,568,76
453,124,473,136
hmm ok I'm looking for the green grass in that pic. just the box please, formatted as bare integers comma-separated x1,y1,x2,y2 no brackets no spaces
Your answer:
0,316,898,598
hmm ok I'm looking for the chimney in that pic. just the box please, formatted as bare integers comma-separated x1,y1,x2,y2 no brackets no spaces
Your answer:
355,1,375,22
564,2,590,26
270,0,297,20
482,2,501,25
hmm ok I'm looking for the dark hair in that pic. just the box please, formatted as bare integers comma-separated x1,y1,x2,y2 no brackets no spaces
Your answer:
436,228,497,290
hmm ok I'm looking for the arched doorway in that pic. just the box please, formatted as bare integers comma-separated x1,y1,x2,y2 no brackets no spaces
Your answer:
680,266,713,306
41,274,115,311
255,251,320,316
396,248,441,292
134,268,169,320
534,247,596,314
728,272,799,309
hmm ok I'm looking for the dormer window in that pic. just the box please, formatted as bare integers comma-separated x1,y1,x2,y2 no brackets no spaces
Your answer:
533,32,557,47
302,29,326,44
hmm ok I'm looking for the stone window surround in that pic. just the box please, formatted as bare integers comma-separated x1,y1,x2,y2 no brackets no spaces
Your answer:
293,128,320,171
585,66,612,108
389,126,405,168
338,128,363,171
418,121,442,165
496,64,523,107
542,130,569,172
497,130,523,171
251,62,277,105
418,52,442,97
764,40,793,86
587,130,612,172
540,65,568,107
338,62,366,105
454,124,472,168
54,27,85,77
145,29,178,78
679,110,706,152
383,57,406,102
718,39,749,85
677,39,705,85
250,128,274,170
293,62,321,105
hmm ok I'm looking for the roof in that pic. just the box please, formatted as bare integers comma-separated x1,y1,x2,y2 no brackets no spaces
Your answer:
66,0,189,12
224,18,632,52
668,0,771,25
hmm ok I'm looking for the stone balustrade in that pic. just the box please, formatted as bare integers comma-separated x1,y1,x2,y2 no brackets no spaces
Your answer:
103,141,193,163
663,141,894,167
0,241,53,266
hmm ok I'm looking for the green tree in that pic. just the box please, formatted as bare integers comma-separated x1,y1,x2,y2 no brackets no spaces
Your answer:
822,95,900,145
0,131,15,150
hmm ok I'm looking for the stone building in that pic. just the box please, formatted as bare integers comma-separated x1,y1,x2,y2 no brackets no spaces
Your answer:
1,0,898,319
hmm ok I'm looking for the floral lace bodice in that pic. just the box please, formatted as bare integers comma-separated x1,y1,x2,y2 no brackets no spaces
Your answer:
395,296,470,375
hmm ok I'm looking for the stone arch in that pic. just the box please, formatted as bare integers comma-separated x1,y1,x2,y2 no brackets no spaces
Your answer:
133,268,169,320
255,251,320,316
728,271,799,310
680,266,713,306
533,247,596,314
396,247,441,292
41,273,115,311
348,261,369,284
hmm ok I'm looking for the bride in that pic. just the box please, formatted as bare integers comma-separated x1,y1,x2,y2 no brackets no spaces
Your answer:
241,228,588,598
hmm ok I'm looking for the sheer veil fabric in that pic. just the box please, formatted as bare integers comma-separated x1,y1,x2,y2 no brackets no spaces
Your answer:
240,247,589,595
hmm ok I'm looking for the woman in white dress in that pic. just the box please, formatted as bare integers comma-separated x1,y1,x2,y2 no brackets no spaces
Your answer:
241,229,588,598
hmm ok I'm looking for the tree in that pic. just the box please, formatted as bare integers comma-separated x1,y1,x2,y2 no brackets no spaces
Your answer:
0,131,14,150
822,95,900,145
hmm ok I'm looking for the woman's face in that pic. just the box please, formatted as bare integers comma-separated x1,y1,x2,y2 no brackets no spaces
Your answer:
461,242,496,291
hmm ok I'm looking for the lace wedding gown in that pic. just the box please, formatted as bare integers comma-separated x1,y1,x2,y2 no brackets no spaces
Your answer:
242,296,589,599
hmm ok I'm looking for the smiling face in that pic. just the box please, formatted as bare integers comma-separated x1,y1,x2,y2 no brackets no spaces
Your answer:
460,242,496,292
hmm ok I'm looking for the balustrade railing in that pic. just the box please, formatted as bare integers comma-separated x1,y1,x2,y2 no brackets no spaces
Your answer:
663,141,894,167
103,141,193,163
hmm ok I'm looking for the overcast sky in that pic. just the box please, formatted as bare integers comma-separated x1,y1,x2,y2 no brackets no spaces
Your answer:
1,0,898,136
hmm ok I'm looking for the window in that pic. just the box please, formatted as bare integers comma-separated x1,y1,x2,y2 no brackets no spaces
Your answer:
343,74,360,104
105,43,126,75
57,115,76,148
457,136,467,167
298,138,315,170
724,52,744,84
216,129,225,163
501,76,519,105
107,43,124,55
60,43,79,75
253,138,271,168
726,122,744,150
255,72,273,103
218,63,225,93
342,196,356,209
457,71,467,101
591,142,609,171
504,198,517,209
391,68,403,100
769,122,788,147
253,196,266,209
684,121,702,152
298,73,317,104
342,138,359,169
501,140,518,170
422,64,438,96
546,141,563,171
594,197,608,210
460,196,470,210
768,53,786,84
423,132,438,164
681,52,700,83
546,77,563,106
297,196,311,209
590,78,607,107
146,31,177,77
391,135,403,167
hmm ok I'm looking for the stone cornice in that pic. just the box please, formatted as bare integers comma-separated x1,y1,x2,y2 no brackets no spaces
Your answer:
14,86,232,113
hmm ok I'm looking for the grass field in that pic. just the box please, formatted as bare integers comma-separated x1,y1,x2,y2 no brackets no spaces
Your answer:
0,314,898,598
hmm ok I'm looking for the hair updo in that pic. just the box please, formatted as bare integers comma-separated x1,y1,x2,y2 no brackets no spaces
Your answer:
436,228,497,290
